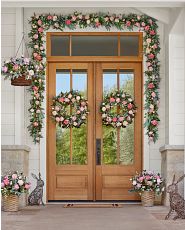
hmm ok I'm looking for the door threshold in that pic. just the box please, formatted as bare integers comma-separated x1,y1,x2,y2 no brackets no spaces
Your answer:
47,200,141,205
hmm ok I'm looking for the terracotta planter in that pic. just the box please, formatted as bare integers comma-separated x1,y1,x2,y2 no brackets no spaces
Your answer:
11,75,32,86
2,194,19,212
141,191,155,207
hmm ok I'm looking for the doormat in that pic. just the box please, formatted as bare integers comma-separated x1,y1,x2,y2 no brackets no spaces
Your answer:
64,203,123,208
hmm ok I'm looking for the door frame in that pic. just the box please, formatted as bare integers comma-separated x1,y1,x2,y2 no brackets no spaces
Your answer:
46,32,143,202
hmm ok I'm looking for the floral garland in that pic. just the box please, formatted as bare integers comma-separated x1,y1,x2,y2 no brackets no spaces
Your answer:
100,90,137,128
51,90,88,128
28,12,160,143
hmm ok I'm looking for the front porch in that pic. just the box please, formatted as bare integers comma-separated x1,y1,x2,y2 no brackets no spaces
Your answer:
2,204,185,230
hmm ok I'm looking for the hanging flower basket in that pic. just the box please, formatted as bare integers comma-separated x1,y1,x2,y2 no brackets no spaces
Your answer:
2,194,19,212
11,75,32,86
1,56,37,87
141,191,155,207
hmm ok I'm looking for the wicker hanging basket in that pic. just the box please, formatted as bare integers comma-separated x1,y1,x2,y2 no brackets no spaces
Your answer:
2,194,19,212
11,75,32,86
141,191,155,207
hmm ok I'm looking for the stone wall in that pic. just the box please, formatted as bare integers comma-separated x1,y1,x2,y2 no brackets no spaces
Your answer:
1,145,30,176
160,145,184,206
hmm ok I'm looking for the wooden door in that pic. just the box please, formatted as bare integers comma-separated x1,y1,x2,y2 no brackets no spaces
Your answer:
47,63,95,200
95,63,142,200
47,62,142,201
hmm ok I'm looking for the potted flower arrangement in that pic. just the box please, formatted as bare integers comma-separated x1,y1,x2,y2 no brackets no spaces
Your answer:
130,170,164,207
1,171,31,212
1,56,36,86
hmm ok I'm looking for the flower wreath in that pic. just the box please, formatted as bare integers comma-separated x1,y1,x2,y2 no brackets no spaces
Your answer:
28,12,160,143
100,90,137,128
51,90,88,128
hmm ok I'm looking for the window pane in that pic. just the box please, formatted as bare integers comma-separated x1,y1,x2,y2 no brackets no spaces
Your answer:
56,127,70,165
120,70,134,97
72,70,87,97
72,36,118,56
120,36,139,56
56,70,70,95
51,36,69,56
103,70,117,94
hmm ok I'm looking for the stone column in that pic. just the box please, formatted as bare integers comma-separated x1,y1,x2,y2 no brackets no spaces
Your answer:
160,145,184,206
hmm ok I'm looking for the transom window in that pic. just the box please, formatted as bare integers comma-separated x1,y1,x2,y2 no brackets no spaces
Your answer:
47,32,142,57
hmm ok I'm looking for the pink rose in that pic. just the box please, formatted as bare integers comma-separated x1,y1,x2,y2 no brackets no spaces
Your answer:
148,83,155,89
151,120,158,126
12,174,18,179
146,62,151,67
141,22,145,27
81,101,86,106
149,136,154,141
1,182,5,188
116,98,120,103
55,117,60,122
127,103,133,109
13,64,19,71
77,110,81,114
33,122,39,127
110,97,115,103
3,178,9,185
149,19,153,25
149,66,153,71
144,25,150,31
37,20,42,25
47,15,53,20
25,184,31,190
112,117,117,122
148,53,155,59
33,34,38,39
58,97,65,103
2,66,8,73
153,44,158,49
35,55,42,61
33,86,38,91
126,21,131,27
95,22,101,27
72,116,76,121
65,20,71,25
151,92,156,97
63,120,69,125
119,117,124,122
139,177,144,182
135,22,140,27
145,175,151,180
150,30,155,35
122,101,127,105
14,184,19,190
38,27,44,33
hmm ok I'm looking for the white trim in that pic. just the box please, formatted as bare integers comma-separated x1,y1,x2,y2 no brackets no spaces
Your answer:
14,7,25,145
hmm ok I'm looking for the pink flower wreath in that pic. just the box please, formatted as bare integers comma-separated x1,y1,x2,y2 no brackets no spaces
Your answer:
51,90,88,128
100,90,137,128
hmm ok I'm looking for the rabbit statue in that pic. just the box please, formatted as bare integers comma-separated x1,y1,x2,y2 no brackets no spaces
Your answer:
165,174,185,220
28,173,45,206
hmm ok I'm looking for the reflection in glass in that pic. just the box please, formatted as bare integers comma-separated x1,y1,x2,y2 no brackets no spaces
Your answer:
56,126,70,164
103,70,117,95
72,36,118,56
103,126,117,164
72,124,87,164
72,70,87,97
120,70,134,97
120,123,134,165
51,36,69,56
120,36,139,56
56,70,70,95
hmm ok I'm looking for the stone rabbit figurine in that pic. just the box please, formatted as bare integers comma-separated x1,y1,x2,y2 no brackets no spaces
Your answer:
28,173,45,206
165,174,185,220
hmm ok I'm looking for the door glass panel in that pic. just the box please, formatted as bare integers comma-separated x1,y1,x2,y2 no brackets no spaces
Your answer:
120,70,134,165
56,69,88,165
102,69,135,165
120,36,139,56
51,36,69,56
72,36,118,56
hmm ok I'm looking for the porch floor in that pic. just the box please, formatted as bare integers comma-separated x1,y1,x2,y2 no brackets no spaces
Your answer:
2,204,185,230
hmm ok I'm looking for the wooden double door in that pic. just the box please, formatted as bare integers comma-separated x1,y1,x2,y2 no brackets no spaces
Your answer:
47,62,142,201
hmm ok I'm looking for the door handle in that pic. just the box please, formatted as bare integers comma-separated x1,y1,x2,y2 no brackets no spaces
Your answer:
96,138,101,165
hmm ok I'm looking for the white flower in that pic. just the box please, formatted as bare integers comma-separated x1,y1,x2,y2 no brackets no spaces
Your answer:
116,122,121,127
102,114,107,118
150,104,154,109
86,20,90,24
102,107,106,112
52,111,57,116
28,70,34,76
85,15,89,19
123,121,128,126
30,109,34,113
132,180,137,186
36,109,40,113
115,18,119,23
95,18,99,23
129,110,133,115
18,180,24,186
68,94,72,99
76,96,80,101
146,48,151,54
122,94,125,98
60,117,64,121
73,122,78,126
78,14,83,19
146,38,151,44
53,15,58,21
35,101,40,105
82,115,86,119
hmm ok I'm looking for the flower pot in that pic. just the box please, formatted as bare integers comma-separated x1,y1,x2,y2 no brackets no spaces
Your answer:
2,195,19,212
11,75,32,86
19,193,28,209
141,191,155,207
